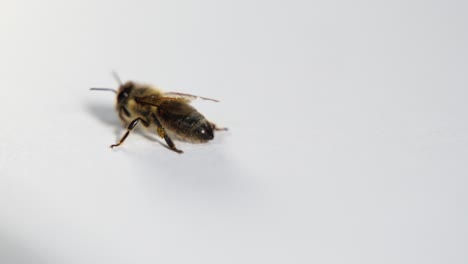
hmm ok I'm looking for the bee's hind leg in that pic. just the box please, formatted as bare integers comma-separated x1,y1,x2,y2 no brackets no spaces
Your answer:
210,122,228,131
151,114,183,154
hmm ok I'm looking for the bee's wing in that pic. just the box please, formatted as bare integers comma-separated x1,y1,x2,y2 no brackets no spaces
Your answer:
135,95,190,107
163,92,219,102
135,96,196,115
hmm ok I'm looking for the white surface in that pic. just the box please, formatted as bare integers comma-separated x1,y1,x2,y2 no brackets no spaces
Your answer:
1,0,467,263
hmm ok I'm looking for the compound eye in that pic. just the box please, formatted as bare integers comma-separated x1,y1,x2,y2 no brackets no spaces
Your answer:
118,88,131,102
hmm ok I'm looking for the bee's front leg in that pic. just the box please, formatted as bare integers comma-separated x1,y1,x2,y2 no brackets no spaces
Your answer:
118,107,131,126
110,117,148,148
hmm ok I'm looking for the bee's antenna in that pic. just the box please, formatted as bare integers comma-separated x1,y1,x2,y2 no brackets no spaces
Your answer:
112,71,123,85
90,88,117,94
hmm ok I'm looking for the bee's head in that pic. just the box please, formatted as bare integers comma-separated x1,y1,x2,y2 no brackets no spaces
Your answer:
117,81,135,105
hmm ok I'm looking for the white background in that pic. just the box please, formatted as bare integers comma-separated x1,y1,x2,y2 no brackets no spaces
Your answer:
1,0,467,263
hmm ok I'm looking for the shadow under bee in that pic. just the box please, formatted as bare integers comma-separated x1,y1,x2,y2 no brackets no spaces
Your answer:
85,101,120,128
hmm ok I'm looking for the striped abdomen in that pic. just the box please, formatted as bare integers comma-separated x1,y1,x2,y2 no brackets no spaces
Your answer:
157,100,214,142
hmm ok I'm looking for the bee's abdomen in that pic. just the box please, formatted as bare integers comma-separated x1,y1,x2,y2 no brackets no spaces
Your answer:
158,106,214,142
176,111,204,134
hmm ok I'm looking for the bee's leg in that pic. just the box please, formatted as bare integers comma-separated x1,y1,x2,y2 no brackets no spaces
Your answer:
118,110,127,126
122,107,131,117
209,122,228,131
110,117,148,148
118,107,131,126
151,114,183,154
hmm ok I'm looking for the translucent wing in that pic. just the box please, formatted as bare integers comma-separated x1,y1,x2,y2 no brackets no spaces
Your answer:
163,92,219,102
135,95,195,115
135,95,188,107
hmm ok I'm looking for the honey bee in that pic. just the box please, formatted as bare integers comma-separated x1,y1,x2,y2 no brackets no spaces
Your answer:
91,74,227,154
